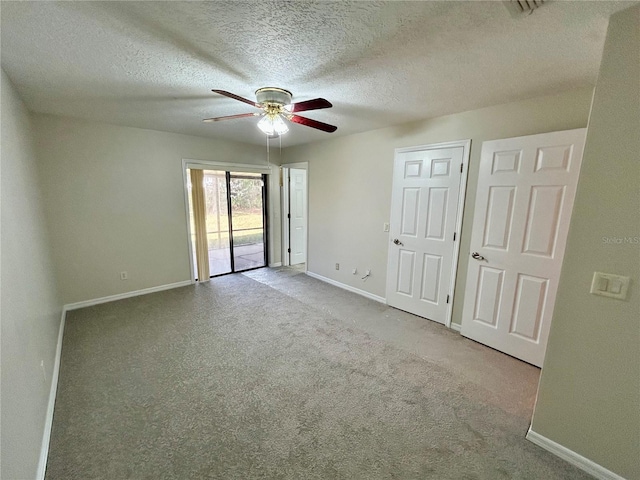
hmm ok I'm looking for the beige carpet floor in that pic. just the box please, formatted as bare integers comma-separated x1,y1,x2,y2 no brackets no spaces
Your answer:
46,269,591,479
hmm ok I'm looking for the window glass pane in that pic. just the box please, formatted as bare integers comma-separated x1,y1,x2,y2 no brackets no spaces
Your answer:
230,174,265,271
203,170,231,276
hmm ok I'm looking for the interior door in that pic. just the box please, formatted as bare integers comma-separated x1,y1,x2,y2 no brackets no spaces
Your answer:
289,168,307,265
460,129,586,367
386,146,464,324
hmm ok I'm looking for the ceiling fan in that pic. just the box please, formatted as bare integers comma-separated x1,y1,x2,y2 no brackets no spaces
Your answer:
204,87,337,136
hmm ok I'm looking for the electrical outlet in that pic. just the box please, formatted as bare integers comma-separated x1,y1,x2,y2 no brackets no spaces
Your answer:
120,271,128,280
335,263,340,270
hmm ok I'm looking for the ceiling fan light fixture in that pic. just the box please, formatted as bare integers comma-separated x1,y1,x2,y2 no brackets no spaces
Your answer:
272,115,289,135
257,115,273,135
257,114,289,136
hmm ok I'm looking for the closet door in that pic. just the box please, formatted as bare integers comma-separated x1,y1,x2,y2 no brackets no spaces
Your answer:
460,129,586,367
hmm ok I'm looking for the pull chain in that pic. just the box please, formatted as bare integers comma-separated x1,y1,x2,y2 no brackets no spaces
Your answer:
266,134,270,167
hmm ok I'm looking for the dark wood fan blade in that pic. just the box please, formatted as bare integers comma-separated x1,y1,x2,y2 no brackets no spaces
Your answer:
288,114,337,133
212,89,260,108
288,98,332,113
203,112,260,123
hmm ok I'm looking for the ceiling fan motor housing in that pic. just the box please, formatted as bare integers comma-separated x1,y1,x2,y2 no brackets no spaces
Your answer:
255,87,292,106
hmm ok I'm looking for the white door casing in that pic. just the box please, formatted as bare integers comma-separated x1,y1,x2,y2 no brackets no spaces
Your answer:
386,142,469,326
289,168,307,265
460,129,586,367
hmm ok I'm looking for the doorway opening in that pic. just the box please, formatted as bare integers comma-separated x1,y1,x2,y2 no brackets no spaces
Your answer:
281,163,308,268
187,169,268,280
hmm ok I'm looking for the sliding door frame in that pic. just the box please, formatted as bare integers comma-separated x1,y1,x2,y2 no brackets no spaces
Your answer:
182,159,274,282
227,171,269,275
225,171,235,274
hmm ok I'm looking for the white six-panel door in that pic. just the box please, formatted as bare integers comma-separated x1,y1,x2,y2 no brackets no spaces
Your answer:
386,145,466,324
460,129,586,367
289,168,307,265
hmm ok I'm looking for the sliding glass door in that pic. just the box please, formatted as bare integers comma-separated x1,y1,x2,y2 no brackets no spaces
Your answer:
229,172,266,271
188,169,267,280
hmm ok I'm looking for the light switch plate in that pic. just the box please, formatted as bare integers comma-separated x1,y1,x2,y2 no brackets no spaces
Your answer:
590,272,630,300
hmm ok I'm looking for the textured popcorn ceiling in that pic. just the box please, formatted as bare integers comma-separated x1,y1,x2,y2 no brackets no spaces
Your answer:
0,1,634,147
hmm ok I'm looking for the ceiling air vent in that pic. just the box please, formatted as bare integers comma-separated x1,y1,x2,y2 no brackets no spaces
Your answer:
504,0,545,17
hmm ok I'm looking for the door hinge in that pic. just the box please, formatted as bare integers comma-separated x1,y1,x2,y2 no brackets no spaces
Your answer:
460,163,463,173
287,248,291,253
287,213,290,219
446,294,450,304
453,232,456,242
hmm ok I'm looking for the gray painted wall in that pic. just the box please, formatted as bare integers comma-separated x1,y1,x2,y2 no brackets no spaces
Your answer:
284,87,593,327
1,70,62,479
531,6,640,479
33,114,280,304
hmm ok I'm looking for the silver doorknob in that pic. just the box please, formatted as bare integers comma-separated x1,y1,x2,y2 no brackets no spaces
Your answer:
471,252,486,261
393,238,403,246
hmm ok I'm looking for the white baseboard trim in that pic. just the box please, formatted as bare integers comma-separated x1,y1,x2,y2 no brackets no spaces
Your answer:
269,262,282,268
64,280,194,311
37,308,66,480
450,322,462,332
38,279,194,477
526,428,625,480
305,271,386,304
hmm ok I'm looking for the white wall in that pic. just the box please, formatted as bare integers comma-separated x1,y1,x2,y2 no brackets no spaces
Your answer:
531,6,640,479
1,70,62,479
284,87,593,326
33,114,280,304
